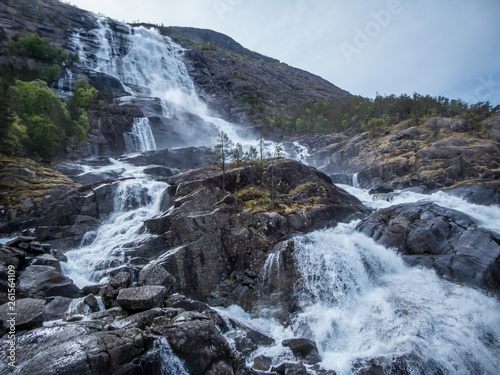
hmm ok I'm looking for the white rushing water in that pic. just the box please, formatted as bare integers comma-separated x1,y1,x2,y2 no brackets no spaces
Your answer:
73,19,254,147
72,18,289,154
340,184,500,234
124,117,157,152
62,164,168,287
219,184,500,374
222,221,500,374
154,337,189,375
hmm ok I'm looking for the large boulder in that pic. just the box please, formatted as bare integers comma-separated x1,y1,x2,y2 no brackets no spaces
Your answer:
34,180,119,249
116,286,168,311
155,312,233,375
0,324,157,375
18,265,82,299
356,202,500,293
282,338,321,365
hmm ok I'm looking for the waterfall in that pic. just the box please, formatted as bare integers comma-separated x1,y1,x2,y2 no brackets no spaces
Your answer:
153,337,189,375
64,14,500,375
291,224,500,374
352,173,359,188
62,166,168,287
71,18,284,152
261,251,284,295
340,184,500,234
219,189,500,374
124,117,157,153
221,222,500,374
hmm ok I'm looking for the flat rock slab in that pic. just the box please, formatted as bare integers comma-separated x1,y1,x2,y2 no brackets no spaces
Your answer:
116,286,167,311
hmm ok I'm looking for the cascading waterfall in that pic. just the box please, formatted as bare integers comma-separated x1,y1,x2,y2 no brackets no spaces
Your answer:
352,173,360,188
153,337,189,375
62,168,168,287
124,117,157,152
71,18,280,151
225,222,500,374
341,184,500,234
291,224,500,374
260,251,284,295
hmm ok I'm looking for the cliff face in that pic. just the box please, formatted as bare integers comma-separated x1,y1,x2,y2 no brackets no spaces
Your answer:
0,0,95,49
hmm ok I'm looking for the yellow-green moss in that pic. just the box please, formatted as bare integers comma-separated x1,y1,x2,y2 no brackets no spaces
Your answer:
288,182,325,196
0,155,78,209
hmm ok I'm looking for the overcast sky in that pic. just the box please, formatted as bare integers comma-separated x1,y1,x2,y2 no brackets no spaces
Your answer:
68,0,500,105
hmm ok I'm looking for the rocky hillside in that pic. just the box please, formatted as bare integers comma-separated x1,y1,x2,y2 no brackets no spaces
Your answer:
303,114,500,198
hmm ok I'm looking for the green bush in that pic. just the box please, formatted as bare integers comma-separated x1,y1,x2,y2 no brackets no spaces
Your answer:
8,33,68,64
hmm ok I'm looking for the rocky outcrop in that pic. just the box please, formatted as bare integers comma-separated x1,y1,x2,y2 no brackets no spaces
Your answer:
18,264,82,299
0,155,78,236
143,159,369,312
304,116,500,191
34,180,119,249
282,338,321,365
356,202,500,293
85,103,144,157
0,235,278,375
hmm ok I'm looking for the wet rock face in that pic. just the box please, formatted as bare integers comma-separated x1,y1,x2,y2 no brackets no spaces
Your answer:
356,202,500,293
0,324,155,375
34,180,119,249
282,338,321,365
0,298,45,333
18,265,82,299
0,236,81,304
143,159,369,311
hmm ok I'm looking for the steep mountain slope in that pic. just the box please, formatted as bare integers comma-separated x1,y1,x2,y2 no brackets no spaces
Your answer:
154,25,352,131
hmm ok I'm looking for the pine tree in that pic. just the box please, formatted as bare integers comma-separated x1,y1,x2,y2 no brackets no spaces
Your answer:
205,131,234,191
